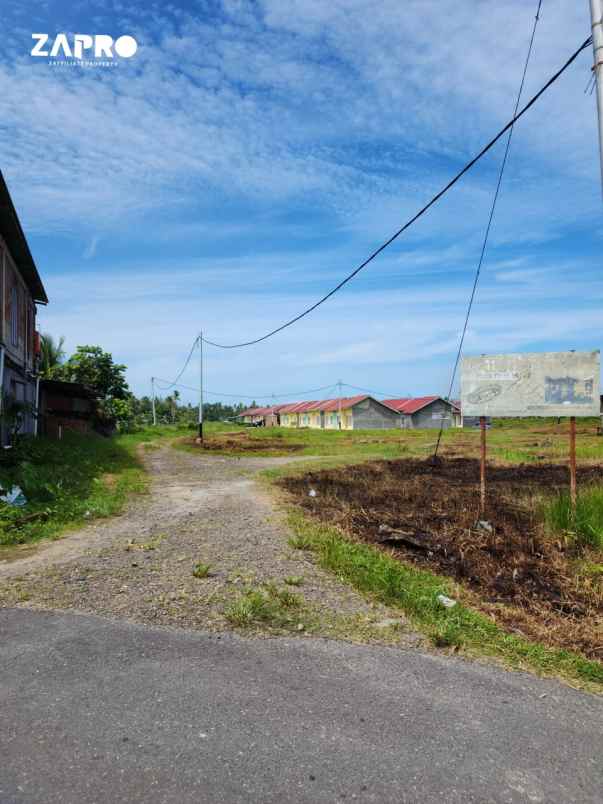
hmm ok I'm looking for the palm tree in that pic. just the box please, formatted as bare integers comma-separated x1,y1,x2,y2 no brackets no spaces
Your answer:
39,333,66,377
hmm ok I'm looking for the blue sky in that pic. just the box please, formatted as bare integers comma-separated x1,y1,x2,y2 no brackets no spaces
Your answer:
1,0,601,404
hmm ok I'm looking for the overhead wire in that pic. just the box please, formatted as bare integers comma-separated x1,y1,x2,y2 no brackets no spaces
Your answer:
155,336,199,391
341,382,411,399
152,377,339,401
198,32,591,351
433,0,544,458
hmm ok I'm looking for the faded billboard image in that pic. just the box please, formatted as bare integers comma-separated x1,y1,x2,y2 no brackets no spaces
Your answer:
461,351,600,418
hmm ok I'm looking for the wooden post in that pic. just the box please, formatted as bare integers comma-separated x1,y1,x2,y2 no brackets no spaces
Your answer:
480,416,487,516
569,416,577,514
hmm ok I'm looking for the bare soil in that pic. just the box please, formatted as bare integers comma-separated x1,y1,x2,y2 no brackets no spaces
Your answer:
0,445,419,647
185,432,304,453
280,458,603,659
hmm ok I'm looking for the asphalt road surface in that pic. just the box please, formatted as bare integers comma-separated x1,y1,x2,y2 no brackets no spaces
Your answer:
1,608,601,804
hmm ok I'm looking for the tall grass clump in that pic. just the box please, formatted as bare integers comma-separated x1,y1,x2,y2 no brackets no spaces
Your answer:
545,488,603,550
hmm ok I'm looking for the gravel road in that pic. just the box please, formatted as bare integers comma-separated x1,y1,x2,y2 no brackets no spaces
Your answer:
0,444,417,643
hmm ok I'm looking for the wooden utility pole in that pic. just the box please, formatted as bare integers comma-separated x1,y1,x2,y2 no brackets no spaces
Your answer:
479,416,487,515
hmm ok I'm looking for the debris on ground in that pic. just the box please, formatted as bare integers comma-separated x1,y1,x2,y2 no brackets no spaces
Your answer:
0,486,27,507
437,594,457,609
280,457,603,659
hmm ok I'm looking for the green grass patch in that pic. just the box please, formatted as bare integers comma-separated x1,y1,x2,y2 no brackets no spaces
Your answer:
192,562,212,579
0,424,194,548
0,432,149,547
224,582,303,628
545,487,603,549
286,511,603,689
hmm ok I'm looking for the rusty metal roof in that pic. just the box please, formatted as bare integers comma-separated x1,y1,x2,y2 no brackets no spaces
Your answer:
383,396,451,414
317,395,369,412
278,401,319,414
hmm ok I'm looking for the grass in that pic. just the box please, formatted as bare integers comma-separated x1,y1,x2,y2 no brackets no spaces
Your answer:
179,417,603,464
286,510,603,690
0,424,191,548
545,487,603,549
224,582,304,628
192,562,212,579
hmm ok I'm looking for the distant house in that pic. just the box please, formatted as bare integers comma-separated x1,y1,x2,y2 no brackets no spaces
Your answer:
241,395,400,430
239,405,288,426
38,380,98,439
0,171,48,441
383,396,462,429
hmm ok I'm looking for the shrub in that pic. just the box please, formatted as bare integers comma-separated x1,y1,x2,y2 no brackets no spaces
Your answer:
545,488,603,550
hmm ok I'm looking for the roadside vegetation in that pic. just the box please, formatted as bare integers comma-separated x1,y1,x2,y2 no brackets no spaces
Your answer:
0,424,190,549
285,511,603,689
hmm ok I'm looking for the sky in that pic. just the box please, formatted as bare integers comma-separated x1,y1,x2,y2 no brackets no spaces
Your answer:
1,0,602,405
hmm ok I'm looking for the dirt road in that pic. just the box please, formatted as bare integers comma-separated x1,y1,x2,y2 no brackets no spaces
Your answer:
0,444,418,643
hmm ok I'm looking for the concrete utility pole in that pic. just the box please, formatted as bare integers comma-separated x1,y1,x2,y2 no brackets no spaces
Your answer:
591,0,603,193
198,333,204,441
337,379,343,430
151,377,157,426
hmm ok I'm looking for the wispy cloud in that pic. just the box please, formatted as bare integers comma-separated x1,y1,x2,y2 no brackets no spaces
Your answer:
3,0,601,399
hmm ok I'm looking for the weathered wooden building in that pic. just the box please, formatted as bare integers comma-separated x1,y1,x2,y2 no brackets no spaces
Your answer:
0,171,48,440
38,380,98,439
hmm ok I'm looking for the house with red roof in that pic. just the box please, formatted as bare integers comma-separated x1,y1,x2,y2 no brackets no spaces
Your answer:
242,395,400,430
383,396,461,429
239,395,460,430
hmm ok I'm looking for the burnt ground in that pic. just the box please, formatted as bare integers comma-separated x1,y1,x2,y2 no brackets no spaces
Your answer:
184,432,304,453
280,458,603,660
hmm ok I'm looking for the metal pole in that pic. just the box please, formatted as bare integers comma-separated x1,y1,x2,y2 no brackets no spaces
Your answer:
479,416,487,515
198,333,203,442
151,377,157,426
569,416,577,514
591,0,603,193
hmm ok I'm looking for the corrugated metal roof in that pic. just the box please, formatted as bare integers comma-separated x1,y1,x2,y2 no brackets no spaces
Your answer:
317,395,369,412
383,396,454,414
279,401,319,414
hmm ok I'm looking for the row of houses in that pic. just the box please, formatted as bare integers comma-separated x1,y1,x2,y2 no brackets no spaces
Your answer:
239,395,462,430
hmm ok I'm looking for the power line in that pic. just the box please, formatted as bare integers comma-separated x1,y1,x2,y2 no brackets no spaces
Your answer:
199,33,591,351
434,0,544,458
341,382,411,399
155,336,199,391
152,377,338,400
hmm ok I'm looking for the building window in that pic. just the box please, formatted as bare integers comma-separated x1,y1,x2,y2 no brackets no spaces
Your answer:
10,287,19,347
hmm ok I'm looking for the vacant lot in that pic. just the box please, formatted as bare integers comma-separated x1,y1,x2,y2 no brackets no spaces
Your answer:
279,456,603,661
184,417,603,464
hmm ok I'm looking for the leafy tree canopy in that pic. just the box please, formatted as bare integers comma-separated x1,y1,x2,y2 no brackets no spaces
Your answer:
55,345,129,400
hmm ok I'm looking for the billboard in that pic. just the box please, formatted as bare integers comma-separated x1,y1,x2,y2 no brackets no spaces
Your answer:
461,351,600,418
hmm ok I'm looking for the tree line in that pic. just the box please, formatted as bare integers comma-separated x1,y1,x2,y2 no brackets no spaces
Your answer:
40,334,250,428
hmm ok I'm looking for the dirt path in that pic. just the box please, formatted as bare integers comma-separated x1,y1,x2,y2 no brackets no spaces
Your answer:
0,444,420,646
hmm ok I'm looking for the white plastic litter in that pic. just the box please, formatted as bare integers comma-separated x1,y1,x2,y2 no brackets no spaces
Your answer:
308,488,318,498
0,485,27,507
437,594,457,609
